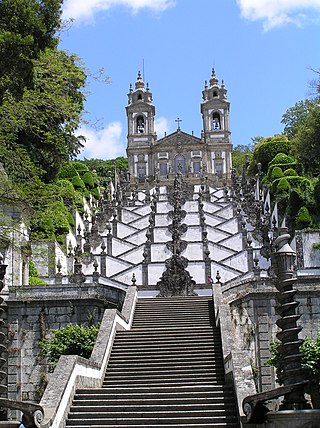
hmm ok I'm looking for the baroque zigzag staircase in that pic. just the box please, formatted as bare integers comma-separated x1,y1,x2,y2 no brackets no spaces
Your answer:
97,186,248,288
66,296,240,427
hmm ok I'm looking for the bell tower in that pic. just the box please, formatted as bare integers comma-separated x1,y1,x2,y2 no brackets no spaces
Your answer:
201,69,232,179
126,71,156,181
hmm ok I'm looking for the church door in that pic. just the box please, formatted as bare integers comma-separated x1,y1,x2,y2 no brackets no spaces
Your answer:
174,155,186,175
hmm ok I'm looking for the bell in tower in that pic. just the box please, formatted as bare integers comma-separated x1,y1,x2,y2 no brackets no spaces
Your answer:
126,71,157,182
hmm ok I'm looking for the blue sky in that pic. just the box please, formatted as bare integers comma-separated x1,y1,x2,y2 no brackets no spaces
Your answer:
59,0,320,160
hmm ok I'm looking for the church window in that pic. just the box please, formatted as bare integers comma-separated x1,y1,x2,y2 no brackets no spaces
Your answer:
212,112,221,130
213,90,218,97
215,161,223,178
174,154,186,175
138,164,146,181
159,163,168,177
136,115,145,133
193,161,201,174
137,93,142,100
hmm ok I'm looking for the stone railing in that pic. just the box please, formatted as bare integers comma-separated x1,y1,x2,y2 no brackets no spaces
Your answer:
39,286,137,428
211,281,256,421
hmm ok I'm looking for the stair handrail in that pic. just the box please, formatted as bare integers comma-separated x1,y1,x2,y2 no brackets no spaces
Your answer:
39,286,137,428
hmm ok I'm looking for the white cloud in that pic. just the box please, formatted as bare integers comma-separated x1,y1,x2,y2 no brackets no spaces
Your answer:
236,0,320,29
77,122,126,159
155,117,171,138
63,0,175,21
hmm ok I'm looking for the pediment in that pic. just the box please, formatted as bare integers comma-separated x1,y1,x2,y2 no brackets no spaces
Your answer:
154,131,202,149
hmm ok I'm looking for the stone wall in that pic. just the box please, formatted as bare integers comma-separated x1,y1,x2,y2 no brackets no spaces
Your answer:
6,282,125,418
221,274,320,396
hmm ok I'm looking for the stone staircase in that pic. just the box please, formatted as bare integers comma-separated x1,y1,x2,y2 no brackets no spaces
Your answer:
66,296,240,427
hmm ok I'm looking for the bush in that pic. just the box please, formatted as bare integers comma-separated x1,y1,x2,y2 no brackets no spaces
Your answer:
269,153,295,166
276,177,290,194
39,324,100,371
90,187,100,200
72,161,89,174
71,175,85,190
82,171,95,189
267,335,320,408
295,206,312,230
58,164,79,180
271,166,283,180
283,168,297,177
29,277,47,286
252,135,292,173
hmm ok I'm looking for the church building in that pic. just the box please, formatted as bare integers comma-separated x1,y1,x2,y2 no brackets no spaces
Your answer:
126,69,233,183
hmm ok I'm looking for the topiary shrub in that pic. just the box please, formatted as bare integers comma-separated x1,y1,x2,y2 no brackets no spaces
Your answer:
58,163,79,180
71,175,85,190
39,323,100,371
283,168,297,176
276,177,290,194
82,171,95,189
271,166,283,180
295,206,312,230
72,161,89,174
29,260,47,286
269,153,295,166
90,187,100,200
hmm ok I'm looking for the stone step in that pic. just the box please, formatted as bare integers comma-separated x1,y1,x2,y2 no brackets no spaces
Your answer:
103,377,225,386
107,361,223,370
72,397,235,406
66,415,238,426
111,341,221,350
105,367,224,378
77,384,234,395
66,424,238,428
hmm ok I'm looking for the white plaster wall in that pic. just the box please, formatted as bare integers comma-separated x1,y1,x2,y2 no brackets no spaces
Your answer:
126,229,148,246
205,214,222,227
210,261,239,283
120,246,144,264
183,201,198,213
155,214,170,227
188,262,205,283
207,227,230,243
157,201,172,214
182,243,203,261
117,223,139,239
184,213,199,225
204,201,222,214
121,209,141,223
134,205,151,216
217,218,239,234
154,228,171,243
106,256,132,277
208,243,236,262
130,216,150,229
215,205,234,220
113,264,142,285
184,226,202,242
112,238,136,257
222,251,248,273
298,231,320,268
148,263,165,285
151,244,171,262
219,233,243,251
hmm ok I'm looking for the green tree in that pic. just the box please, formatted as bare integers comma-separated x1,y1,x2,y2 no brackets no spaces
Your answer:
232,144,253,174
0,0,63,101
0,48,86,182
250,135,292,174
282,99,318,140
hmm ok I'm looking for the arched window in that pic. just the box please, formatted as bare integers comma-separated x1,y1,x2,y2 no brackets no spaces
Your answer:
137,93,142,100
213,90,218,97
136,115,145,133
212,112,221,130
174,154,186,175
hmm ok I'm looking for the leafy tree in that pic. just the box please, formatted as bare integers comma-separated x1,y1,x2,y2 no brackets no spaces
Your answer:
39,323,100,371
282,99,319,140
80,157,129,188
0,0,63,101
250,135,292,174
0,48,86,182
232,144,253,173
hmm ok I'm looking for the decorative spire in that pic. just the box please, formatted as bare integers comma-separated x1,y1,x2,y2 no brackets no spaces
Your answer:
209,67,218,87
135,70,145,90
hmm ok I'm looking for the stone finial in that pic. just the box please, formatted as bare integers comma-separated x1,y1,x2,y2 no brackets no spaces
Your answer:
131,273,137,286
216,270,221,284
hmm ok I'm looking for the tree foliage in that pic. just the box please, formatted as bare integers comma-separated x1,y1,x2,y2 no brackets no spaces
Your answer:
267,336,320,408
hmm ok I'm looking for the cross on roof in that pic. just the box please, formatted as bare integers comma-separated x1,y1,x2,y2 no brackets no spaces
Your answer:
175,117,182,131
